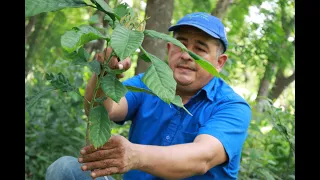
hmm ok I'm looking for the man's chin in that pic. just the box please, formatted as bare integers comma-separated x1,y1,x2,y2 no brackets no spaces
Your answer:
175,78,193,86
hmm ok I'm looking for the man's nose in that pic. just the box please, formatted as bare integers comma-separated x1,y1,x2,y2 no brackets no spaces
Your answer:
180,49,193,61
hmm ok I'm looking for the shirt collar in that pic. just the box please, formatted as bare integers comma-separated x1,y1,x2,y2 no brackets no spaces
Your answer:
198,77,218,102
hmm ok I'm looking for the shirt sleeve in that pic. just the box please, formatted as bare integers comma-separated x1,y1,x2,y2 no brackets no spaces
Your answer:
115,73,145,125
198,96,252,164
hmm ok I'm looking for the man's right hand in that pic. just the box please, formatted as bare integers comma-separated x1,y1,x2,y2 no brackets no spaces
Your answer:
95,47,132,78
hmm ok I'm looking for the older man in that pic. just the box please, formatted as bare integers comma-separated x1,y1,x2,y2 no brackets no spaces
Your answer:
46,12,251,180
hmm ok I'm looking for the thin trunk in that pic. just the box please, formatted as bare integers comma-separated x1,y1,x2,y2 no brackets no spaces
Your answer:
269,70,295,100
255,63,276,112
211,0,234,19
135,0,174,75
25,16,36,44
266,2,295,101
25,13,47,78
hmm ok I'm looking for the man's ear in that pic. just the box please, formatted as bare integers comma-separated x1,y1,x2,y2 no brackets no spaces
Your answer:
216,54,228,72
167,42,172,52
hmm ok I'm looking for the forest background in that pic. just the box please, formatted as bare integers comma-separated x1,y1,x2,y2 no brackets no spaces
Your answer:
25,0,295,179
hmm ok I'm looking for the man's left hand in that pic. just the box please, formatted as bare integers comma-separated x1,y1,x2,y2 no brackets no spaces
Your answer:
78,135,139,179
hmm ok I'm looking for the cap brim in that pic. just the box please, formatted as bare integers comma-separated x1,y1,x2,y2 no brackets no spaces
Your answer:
168,23,221,40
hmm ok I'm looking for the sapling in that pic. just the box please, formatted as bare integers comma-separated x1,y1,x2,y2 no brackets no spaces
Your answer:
25,0,221,149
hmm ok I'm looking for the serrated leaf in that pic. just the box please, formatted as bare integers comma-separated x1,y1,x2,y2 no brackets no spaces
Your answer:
65,47,89,66
188,50,220,78
114,3,129,18
125,85,155,96
141,52,176,104
144,30,186,50
25,0,87,17
89,106,111,148
111,26,144,61
46,73,75,92
93,0,118,20
61,25,106,53
101,74,128,103
25,87,55,110
171,96,192,116
95,96,107,103
88,60,101,75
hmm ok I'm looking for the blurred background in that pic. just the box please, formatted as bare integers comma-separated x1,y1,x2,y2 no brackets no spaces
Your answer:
25,0,295,179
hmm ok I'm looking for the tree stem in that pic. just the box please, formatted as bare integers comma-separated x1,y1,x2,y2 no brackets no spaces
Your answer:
86,49,114,146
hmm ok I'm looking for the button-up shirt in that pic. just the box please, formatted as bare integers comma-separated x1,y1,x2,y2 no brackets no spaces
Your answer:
119,73,251,179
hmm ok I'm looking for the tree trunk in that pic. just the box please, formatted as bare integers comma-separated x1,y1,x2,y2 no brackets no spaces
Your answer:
211,0,234,19
134,0,174,75
269,70,295,100
25,13,47,78
255,63,276,112
25,16,36,44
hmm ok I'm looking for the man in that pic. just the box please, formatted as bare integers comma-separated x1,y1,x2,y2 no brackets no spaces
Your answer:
46,12,251,180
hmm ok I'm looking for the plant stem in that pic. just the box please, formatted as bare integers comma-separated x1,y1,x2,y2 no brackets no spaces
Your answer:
85,50,114,146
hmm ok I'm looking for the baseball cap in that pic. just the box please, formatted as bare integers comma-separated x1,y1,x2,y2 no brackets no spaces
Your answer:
168,12,228,52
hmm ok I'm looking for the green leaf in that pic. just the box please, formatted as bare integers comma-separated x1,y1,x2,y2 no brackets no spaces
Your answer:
188,50,220,78
114,3,129,18
95,96,107,103
100,74,128,103
139,53,151,62
25,87,55,110
92,0,118,20
89,106,111,148
104,15,115,28
89,14,100,24
25,0,87,17
88,60,101,75
171,95,192,116
65,47,89,66
111,26,144,61
125,85,155,96
45,73,75,92
61,25,106,53
141,51,176,104
144,30,186,50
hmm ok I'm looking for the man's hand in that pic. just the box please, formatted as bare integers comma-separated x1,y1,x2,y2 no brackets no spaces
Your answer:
96,47,131,78
78,135,139,179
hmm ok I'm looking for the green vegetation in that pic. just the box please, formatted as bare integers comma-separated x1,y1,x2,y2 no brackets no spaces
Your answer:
25,0,295,179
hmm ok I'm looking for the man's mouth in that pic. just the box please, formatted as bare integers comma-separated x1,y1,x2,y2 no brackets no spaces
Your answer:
176,65,196,71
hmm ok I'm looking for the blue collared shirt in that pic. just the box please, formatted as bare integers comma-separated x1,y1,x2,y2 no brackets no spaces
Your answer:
119,73,251,179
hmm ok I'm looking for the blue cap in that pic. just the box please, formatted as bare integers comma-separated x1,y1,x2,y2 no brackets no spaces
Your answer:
168,12,228,52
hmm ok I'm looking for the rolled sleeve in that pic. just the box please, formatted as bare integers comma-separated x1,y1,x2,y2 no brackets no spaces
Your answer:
115,74,145,125
198,99,251,164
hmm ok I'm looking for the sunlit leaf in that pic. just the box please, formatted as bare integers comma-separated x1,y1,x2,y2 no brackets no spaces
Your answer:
141,51,176,104
171,95,192,116
188,50,220,78
111,25,144,61
114,3,129,18
89,106,111,148
25,0,87,17
61,25,107,53
100,74,128,103
144,29,186,50
125,85,155,96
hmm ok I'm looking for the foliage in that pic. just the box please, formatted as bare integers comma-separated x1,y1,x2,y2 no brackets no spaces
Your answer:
25,0,295,179
239,99,295,180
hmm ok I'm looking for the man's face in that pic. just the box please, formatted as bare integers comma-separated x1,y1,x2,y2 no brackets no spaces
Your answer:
167,26,226,92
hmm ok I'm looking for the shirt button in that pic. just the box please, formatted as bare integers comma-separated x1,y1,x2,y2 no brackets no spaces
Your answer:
166,135,170,140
